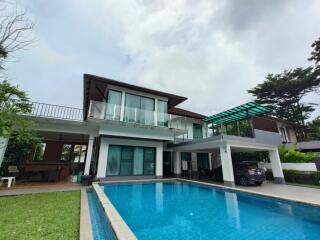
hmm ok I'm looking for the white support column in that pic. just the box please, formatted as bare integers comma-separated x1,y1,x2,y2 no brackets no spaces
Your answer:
96,138,109,178
269,148,285,184
120,91,126,121
208,153,212,170
155,144,163,178
84,135,95,175
173,151,181,177
220,144,235,187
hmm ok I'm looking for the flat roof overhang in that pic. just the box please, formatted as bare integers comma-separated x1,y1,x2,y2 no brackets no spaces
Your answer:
167,134,278,152
203,102,271,125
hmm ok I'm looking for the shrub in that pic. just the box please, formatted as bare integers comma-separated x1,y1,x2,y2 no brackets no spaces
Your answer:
278,145,319,163
267,170,320,186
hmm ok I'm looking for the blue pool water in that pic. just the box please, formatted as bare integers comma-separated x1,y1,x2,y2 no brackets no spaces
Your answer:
98,181,320,240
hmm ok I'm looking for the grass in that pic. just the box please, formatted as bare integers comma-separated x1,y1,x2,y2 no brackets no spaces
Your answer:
0,190,81,240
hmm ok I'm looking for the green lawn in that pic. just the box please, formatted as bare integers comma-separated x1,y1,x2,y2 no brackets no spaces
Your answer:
0,190,81,240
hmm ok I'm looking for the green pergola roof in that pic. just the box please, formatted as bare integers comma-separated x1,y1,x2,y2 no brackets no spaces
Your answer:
203,102,271,125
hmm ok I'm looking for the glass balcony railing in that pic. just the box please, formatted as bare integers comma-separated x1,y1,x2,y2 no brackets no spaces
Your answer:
88,100,172,127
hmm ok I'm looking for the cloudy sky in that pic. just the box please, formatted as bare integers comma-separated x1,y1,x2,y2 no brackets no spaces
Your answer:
5,0,320,119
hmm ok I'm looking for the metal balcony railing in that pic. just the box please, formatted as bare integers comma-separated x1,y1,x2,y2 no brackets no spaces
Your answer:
27,102,83,121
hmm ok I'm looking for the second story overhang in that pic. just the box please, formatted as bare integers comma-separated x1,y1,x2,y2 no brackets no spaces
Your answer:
83,73,187,120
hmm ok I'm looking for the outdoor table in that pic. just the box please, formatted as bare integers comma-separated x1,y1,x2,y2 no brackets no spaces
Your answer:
0,177,16,188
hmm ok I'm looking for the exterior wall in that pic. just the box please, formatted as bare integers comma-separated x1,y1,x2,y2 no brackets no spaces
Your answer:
275,121,297,143
98,123,175,141
286,126,298,143
251,116,298,144
251,116,279,133
169,116,207,140
253,129,282,146
258,162,317,172
96,137,164,178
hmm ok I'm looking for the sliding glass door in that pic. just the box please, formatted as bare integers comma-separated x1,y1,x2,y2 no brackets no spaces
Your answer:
106,145,156,176
106,146,121,176
140,97,154,125
124,93,155,125
143,148,155,175
133,147,143,175
157,100,168,126
106,90,122,120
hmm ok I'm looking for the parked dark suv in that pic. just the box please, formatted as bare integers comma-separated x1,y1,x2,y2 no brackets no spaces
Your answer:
203,161,266,186
233,161,265,186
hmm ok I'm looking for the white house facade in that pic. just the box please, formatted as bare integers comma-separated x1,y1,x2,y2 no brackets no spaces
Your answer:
22,74,286,186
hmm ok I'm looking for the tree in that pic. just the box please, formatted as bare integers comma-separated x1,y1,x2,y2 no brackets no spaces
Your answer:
309,37,320,65
0,1,34,70
248,38,320,124
305,116,320,140
0,81,40,168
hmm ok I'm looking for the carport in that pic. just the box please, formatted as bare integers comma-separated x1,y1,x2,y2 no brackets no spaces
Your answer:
168,102,285,187
168,134,285,187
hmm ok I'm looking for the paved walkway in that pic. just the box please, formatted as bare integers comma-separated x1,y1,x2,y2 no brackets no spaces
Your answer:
236,181,320,206
0,181,83,196
182,179,320,206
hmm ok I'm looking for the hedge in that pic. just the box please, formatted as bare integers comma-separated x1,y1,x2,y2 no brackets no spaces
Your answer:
266,170,320,186
278,145,319,163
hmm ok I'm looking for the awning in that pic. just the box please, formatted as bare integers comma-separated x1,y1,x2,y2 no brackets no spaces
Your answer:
203,102,271,125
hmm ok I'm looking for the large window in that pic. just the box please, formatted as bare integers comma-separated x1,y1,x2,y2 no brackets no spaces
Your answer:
157,100,168,126
124,93,155,125
106,90,122,120
106,145,156,176
73,145,87,163
33,143,46,161
193,124,203,139
61,144,72,161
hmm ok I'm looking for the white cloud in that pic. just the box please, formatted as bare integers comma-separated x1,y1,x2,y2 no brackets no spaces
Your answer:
7,0,320,119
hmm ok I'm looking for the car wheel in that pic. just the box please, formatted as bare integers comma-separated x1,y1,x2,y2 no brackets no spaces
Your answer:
255,181,263,186
239,176,248,186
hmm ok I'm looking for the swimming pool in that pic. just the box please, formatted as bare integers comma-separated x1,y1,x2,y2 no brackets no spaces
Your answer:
93,181,320,240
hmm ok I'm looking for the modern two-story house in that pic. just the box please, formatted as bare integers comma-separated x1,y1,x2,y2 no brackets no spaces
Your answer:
18,74,286,187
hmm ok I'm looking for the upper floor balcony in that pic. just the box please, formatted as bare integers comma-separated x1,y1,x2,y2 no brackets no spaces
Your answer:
87,100,190,131
26,102,83,121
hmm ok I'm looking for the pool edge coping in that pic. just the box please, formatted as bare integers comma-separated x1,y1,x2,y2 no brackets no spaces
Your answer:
92,183,137,240
179,179,320,208
80,188,93,240
99,178,320,207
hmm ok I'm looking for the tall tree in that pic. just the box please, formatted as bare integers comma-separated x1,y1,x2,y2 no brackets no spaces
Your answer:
248,38,320,125
309,37,320,65
0,1,34,70
0,2,36,168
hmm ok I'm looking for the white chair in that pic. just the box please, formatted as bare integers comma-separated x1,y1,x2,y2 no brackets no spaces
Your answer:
0,177,16,188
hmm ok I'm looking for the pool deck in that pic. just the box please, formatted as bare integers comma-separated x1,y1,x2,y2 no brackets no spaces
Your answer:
181,179,320,207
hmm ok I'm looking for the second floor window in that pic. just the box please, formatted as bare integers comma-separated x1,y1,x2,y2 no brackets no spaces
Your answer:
193,124,203,139
124,93,154,125
279,127,288,143
157,100,168,126
106,90,122,121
